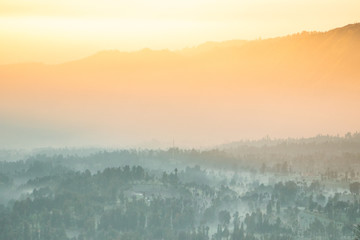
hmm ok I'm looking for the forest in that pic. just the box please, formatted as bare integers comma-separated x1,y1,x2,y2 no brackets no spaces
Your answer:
1,134,360,240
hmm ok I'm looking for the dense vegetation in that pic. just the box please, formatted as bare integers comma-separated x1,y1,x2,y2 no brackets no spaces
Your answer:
1,135,360,240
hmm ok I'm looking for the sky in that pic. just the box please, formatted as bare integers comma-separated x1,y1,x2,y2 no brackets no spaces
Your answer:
1,0,360,149
1,0,360,64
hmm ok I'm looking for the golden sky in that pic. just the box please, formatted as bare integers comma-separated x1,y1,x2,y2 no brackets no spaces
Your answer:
1,0,360,64
1,0,360,148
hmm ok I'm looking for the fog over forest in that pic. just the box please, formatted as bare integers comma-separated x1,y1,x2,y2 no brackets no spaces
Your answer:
1,133,360,240
1,8,360,239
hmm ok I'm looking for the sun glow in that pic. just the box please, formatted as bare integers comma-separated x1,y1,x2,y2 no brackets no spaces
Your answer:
1,0,360,147
1,0,360,64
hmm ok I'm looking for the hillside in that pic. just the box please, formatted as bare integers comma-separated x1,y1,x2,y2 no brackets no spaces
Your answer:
1,23,360,147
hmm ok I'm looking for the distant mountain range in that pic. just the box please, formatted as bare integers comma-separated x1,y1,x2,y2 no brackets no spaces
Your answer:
1,23,360,147
2,23,360,86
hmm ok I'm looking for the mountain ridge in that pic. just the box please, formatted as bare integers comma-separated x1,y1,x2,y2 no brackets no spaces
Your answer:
1,23,360,147
1,23,359,67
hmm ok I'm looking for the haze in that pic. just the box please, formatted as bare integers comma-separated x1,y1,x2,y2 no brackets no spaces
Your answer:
1,1,360,148
1,23,360,148
1,0,360,64
2,3,360,240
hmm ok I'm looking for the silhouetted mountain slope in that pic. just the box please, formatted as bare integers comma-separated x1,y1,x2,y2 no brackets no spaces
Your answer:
1,23,359,146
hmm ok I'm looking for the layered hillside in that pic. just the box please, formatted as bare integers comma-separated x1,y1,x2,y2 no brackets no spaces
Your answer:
1,23,360,146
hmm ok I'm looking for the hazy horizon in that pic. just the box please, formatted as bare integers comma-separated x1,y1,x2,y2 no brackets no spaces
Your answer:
2,2,360,240
1,23,360,148
1,0,360,64
0,22,359,65
0,22,357,65
1,1,360,149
